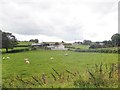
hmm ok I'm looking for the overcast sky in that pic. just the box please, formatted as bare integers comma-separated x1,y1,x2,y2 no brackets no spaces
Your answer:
0,0,119,42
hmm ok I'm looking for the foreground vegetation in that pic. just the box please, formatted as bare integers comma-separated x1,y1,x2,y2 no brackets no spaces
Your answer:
3,63,118,88
2,50,118,88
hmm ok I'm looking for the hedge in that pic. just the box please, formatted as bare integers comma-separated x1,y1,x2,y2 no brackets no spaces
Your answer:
6,48,30,53
75,48,120,54
15,45,29,47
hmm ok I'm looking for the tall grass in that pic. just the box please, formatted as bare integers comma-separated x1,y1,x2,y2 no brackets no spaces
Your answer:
2,63,118,88
74,63,118,88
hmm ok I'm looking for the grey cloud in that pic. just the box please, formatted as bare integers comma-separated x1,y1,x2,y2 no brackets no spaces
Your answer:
0,0,84,41
0,0,117,41
86,1,117,15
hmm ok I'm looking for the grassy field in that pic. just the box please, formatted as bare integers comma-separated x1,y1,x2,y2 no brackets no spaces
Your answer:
72,44,90,50
2,49,118,88
72,44,119,50
0,56,1,89
18,41,33,45
2,47,29,53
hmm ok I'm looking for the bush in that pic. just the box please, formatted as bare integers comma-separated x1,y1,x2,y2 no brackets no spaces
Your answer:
75,49,118,53
7,48,29,53
89,44,106,49
15,45,29,47
118,48,120,54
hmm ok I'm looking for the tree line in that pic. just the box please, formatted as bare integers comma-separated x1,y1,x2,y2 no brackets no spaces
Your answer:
89,33,120,49
1,30,120,53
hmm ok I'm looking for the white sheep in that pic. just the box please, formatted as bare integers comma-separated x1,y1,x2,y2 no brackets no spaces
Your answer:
24,58,30,64
2,57,5,60
65,53,68,56
6,57,10,59
25,60,30,64
50,57,54,60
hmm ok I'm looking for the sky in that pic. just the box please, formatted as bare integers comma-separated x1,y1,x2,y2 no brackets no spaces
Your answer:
0,0,119,43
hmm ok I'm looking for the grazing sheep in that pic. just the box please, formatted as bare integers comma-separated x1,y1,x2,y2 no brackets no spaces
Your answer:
25,60,30,64
65,53,68,56
6,57,10,59
2,57,5,60
50,57,54,60
24,58,30,64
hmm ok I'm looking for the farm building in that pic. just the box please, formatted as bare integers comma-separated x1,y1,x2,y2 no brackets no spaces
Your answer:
31,43,49,47
31,43,49,49
47,44,68,50
31,43,68,50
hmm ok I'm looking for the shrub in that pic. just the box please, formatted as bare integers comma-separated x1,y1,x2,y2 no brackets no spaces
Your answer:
2,63,118,88
75,49,118,53
8,48,29,53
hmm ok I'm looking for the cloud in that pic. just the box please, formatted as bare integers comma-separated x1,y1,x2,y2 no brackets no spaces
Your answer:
0,0,118,42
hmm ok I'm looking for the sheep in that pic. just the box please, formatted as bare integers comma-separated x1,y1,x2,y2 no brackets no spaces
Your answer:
24,58,30,64
65,53,68,56
2,57,5,60
25,60,30,64
50,57,54,60
6,57,10,59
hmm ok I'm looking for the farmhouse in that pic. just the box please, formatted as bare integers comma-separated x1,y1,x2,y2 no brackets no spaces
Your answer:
31,43,49,47
47,44,68,50
31,43,43,46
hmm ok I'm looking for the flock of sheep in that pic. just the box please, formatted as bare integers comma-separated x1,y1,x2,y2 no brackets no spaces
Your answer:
2,53,68,64
2,56,30,64
2,56,10,60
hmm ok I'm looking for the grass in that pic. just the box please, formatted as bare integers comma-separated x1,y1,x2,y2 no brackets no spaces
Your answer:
18,41,33,45
2,47,29,53
2,49,118,88
74,63,118,88
95,47,118,50
72,44,90,50
0,56,1,89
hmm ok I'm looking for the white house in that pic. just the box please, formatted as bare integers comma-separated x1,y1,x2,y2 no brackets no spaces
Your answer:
47,44,68,50
99,43,104,45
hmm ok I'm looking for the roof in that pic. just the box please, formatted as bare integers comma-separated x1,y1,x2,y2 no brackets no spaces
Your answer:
31,43,43,46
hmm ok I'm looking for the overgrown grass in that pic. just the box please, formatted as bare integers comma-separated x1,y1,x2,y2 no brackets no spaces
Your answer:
2,63,118,88
74,63,118,88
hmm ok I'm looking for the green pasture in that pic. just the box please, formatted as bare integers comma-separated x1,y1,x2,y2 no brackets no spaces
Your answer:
2,50,118,88
2,47,29,53
18,41,33,45
72,44,90,50
96,47,119,50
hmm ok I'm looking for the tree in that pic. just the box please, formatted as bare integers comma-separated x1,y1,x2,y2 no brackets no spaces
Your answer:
61,41,64,43
103,40,107,46
103,40,113,47
83,40,92,45
2,31,18,52
111,33,120,47
29,39,39,43
55,42,59,45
